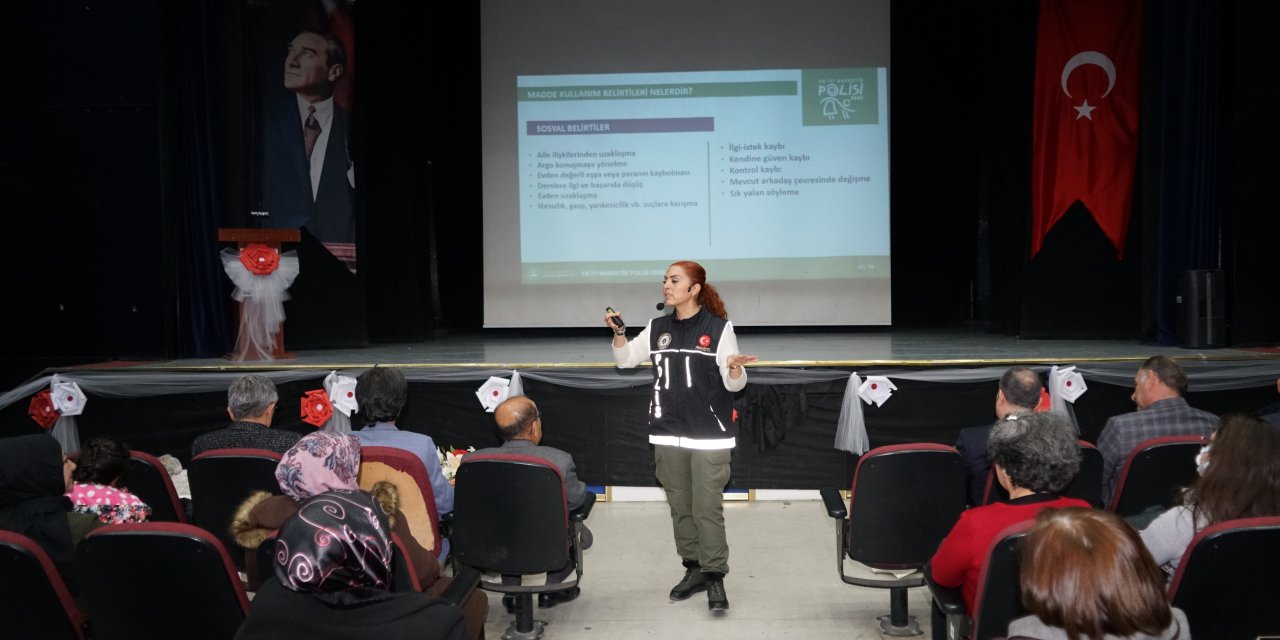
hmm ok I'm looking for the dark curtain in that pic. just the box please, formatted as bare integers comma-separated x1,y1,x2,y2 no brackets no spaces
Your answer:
979,0,1040,335
1220,1,1280,346
1144,0,1222,345
172,0,233,357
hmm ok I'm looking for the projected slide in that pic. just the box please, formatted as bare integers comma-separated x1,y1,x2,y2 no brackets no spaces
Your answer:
516,68,889,285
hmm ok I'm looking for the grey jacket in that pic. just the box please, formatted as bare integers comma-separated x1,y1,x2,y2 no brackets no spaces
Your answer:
1006,608,1190,640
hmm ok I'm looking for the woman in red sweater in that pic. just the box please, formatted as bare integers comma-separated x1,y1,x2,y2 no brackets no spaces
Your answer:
929,411,1090,612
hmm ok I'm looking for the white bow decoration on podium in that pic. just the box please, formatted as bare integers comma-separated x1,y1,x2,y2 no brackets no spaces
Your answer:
220,246,300,361
322,371,359,433
475,376,511,412
858,376,898,407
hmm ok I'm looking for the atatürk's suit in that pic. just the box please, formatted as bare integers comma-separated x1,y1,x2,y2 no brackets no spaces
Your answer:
256,98,354,245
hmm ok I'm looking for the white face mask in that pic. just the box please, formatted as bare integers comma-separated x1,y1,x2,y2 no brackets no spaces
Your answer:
1196,444,1211,476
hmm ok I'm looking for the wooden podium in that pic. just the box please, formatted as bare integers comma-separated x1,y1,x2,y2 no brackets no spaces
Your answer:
218,228,301,360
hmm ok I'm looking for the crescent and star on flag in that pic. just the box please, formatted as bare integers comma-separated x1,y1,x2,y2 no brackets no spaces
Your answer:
1060,50,1117,120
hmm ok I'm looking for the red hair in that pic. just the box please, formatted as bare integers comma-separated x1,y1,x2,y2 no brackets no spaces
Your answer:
670,260,727,320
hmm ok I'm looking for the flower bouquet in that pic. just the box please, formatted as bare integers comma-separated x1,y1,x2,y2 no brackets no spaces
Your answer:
438,445,475,482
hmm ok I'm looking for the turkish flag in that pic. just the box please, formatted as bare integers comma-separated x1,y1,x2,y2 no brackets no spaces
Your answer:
1031,0,1143,258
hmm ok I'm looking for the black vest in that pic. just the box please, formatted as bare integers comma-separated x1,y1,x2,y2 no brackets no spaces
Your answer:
645,309,737,441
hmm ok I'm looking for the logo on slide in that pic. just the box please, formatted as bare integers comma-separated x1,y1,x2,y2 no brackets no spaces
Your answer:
802,68,879,126
657,333,672,349
698,334,712,348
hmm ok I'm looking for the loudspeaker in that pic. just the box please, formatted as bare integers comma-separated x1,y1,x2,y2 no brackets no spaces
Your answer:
1176,270,1225,349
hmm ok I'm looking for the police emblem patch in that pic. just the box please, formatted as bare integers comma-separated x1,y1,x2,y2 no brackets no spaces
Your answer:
657,332,673,349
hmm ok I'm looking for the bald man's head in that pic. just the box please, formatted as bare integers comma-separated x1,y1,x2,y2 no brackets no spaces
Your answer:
495,395,540,442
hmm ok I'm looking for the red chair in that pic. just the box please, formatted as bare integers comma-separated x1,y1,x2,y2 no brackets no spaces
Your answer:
125,450,188,523
358,446,443,557
1107,435,1202,517
189,448,283,568
0,531,88,640
981,441,1104,507
452,453,595,639
820,444,968,636
925,520,1032,640
75,523,250,640
1168,516,1280,639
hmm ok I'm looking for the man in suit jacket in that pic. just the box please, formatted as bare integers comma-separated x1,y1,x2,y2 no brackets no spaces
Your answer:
1097,356,1217,506
471,395,587,511
469,394,590,609
955,367,1043,505
257,30,355,264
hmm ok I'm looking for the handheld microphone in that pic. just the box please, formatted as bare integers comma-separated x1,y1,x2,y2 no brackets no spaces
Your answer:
605,306,624,330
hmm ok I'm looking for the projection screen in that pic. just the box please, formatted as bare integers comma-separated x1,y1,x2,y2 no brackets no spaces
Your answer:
482,0,891,327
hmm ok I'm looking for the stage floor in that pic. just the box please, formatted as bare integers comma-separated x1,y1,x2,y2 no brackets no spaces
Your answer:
84,328,1278,371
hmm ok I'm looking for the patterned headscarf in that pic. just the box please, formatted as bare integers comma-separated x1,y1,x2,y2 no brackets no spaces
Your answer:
273,490,393,593
275,431,361,502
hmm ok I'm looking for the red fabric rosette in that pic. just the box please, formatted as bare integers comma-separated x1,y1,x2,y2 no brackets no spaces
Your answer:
238,243,280,276
300,389,333,428
28,389,61,429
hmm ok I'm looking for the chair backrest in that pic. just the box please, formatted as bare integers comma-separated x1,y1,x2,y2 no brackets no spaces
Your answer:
125,450,188,523
75,523,250,640
451,453,570,575
357,446,442,556
983,442,1103,507
1108,436,1201,516
0,531,86,640
1060,441,1104,507
258,530,422,593
969,521,1032,640
846,444,967,568
189,448,283,565
1168,516,1280,639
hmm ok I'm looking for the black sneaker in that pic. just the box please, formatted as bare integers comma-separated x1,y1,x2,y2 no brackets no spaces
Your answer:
538,586,581,608
706,573,729,612
669,561,709,601
501,594,517,614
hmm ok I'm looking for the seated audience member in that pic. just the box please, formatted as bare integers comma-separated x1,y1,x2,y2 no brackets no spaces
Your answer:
233,490,469,640
0,434,103,592
466,395,592,611
66,436,152,524
352,367,454,523
1009,507,1189,640
1256,376,1280,428
1097,356,1217,506
955,366,1043,505
191,374,301,456
1141,413,1280,578
930,412,1088,613
232,431,487,640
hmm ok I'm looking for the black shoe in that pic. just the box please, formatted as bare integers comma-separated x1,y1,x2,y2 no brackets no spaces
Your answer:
538,586,581,608
706,573,729,612
669,560,709,601
501,594,517,614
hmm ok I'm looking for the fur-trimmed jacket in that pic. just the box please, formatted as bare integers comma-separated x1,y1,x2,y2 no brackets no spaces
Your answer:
230,481,439,590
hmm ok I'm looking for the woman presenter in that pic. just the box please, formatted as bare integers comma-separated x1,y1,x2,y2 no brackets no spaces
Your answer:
608,260,757,614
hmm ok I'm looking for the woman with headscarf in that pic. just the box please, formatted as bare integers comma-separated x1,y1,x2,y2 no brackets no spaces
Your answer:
0,434,102,592
234,490,468,640
232,431,487,639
